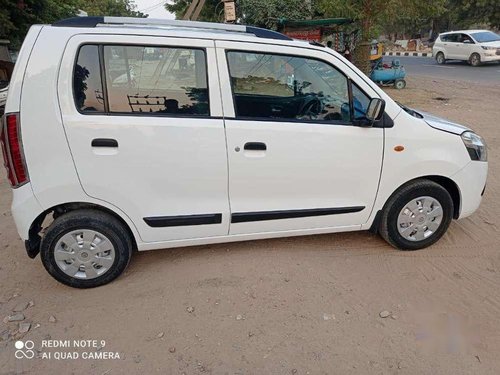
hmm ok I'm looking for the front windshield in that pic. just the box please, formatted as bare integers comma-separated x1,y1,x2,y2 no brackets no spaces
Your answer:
470,31,500,43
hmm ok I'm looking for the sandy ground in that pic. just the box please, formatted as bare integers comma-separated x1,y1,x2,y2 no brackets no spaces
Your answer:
1,75,500,374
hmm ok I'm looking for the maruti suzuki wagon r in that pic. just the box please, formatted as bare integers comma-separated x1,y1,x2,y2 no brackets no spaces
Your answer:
1,17,488,288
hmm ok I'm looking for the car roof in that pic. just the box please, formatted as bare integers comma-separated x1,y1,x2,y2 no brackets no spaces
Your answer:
440,29,491,35
49,16,317,50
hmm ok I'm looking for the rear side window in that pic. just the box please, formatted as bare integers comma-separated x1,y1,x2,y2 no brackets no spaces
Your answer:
227,51,350,123
441,34,458,42
103,46,209,115
74,45,105,113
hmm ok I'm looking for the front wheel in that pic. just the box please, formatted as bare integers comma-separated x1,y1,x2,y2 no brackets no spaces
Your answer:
40,209,133,288
379,180,453,250
469,53,481,67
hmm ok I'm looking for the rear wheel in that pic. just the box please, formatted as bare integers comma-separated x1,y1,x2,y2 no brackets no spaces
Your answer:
379,180,453,250
469,53,481,66
40,209,133,288
436,52,446,64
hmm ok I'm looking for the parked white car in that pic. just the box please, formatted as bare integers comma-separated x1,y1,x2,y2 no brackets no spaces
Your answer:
433,29,500,66
1,17,488,288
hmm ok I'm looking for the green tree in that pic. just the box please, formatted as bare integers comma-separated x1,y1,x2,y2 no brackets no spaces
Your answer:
237,0,320,29
165,0,221,22
166,0,321,25
319,0,447,72
81,0,146,18
0,0,146,50
436,0,499,31
0,0,79,48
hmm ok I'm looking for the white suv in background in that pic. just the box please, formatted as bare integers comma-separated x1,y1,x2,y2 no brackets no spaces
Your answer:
433,30,500,66
1,17,488,288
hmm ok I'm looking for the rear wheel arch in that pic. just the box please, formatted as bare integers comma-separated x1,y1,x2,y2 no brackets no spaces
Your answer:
435,51,446,64
27,202,138,258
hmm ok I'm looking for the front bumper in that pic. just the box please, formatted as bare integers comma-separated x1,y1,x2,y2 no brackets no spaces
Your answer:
451,161,488,219
481,52,500,62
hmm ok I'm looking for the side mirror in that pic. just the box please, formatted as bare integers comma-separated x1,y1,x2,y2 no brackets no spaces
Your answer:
365,98,385,123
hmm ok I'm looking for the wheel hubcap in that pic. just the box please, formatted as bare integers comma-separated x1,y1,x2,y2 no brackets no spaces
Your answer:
397,196,443,242
54,230,115,279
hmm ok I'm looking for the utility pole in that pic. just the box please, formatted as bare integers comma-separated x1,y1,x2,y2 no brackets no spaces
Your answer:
183,0,207,21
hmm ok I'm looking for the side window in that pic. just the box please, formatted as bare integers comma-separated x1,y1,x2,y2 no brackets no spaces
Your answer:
103,45,209,115
73,45,105,113
445,34,458,43
461,34,474,43
351,83,371,121
227,51,350,123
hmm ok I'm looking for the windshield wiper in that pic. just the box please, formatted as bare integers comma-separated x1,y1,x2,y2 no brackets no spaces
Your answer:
397,102,423,118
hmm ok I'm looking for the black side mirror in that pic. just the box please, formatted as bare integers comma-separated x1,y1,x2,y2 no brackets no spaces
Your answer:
352,98,386,127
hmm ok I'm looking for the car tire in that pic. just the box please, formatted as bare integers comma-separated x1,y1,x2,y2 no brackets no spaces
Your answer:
469,53,481,66
394,79,406,90
436,52,446,64
379,180,453,251
40,209,133,288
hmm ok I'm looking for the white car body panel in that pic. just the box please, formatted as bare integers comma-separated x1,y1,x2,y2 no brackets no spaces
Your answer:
4,22,488,252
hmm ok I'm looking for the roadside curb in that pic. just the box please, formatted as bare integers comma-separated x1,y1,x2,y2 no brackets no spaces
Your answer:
383,52,430,57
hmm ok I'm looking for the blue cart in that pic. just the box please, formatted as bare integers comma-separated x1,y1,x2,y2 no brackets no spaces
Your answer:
370,59,406,89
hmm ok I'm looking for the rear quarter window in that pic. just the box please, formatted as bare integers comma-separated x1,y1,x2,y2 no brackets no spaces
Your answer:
73,45,105,113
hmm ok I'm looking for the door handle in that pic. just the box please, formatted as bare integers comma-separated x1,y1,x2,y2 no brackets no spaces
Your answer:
91,138,118,148
244,142,267,151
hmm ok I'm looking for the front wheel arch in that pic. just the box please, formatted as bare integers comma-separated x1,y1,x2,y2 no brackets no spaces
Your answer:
371,175,461,233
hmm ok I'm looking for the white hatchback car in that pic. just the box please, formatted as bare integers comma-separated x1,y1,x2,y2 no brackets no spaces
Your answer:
1,17,488,288
433,29,500,66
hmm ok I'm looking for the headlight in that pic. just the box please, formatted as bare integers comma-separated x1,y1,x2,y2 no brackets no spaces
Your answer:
461,131,487,161
481,46,496,50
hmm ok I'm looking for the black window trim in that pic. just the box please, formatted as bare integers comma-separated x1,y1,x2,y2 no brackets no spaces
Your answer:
225,49,381,127
73,42,211,118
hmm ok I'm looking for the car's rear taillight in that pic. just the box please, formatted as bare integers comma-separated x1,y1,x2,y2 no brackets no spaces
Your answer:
0,113,29,187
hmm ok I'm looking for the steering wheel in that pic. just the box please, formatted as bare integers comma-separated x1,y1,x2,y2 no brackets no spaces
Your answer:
299,97,323,119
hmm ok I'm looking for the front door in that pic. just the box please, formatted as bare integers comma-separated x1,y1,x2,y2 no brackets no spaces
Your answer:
216,41,384,235
59,35,230,243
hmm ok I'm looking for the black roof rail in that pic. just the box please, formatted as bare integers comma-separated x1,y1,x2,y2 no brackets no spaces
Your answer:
246,26,292,41
53,16,104,27
52,17,293,41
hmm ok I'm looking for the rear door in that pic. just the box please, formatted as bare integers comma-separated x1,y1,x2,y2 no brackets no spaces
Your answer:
216,41,384,235
442,33,460,59
58,35,229,243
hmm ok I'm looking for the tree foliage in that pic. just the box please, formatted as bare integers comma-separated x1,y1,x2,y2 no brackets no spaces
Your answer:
0,0,145,49
166,0,321,26
165,0,221,22
82,0,146,18
237,0,320,30
319,0,446,39
439,0,499,30
0,0,80,48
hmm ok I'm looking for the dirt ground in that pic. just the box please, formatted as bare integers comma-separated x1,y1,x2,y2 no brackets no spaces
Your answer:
1,75,500,374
